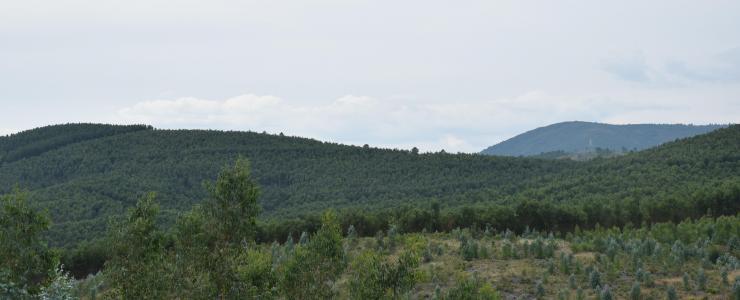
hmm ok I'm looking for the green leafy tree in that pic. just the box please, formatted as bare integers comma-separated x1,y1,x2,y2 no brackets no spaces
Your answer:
349,249,420,299
39,264,76,300
105,192,167,299
204,158,262,298
280,211,345,299
0,189,56,295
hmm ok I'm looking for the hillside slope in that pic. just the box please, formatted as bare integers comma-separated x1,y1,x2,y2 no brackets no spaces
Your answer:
0,123,738,247
480,121,725,156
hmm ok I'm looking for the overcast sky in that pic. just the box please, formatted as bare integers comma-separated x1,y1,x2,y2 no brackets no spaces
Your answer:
1,0,739,152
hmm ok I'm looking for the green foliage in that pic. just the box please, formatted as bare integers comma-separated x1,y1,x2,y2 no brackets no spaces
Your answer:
445,276,501,300
2,124,739,249
39,264,77,300
235,248,278,299
104,192,167,299
280,211,345,299
348,250,420,299
0,189,56,295
202,158,262,297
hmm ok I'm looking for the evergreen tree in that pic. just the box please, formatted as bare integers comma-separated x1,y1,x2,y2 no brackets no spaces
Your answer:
629,282,641,300
666,286,678,300
682,272,691,291
590,269,602,290
697,268,707,292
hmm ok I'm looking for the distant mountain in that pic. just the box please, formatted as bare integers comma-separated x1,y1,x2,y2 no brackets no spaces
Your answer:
481,121,726,156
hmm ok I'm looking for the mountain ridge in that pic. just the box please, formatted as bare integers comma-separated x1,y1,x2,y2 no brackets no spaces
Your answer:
481,121,726,156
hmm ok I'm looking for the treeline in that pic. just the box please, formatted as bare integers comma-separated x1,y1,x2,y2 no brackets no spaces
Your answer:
59,171,740,279
0,123,738,250
0,123,151,164
258,178,740,242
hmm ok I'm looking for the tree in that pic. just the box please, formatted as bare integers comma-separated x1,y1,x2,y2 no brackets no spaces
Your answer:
666,286,678,300
39,264,76,300
280,211,345,299
589,269,602,290
629,282,640,300
105,192,168,299
202,158,262,298
697,268,707,291
0,189,56,295
349,250,420,299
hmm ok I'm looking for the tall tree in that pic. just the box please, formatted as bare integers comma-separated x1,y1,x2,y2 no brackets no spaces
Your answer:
105,192,167,299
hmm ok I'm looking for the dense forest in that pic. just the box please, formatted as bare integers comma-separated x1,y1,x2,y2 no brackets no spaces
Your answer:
0,123,738,250
480,121,725,156
2,157,739,299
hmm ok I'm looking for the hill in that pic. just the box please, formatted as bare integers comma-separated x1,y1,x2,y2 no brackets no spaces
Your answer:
480,121,725,157
0,123,739,248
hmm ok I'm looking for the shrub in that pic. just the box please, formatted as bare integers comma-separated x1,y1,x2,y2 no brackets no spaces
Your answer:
682,272,691,291
697,268,707,291
589,269,602,290
599,285,613,300
535,281,546,299
348,250,420,299
666,286,678,300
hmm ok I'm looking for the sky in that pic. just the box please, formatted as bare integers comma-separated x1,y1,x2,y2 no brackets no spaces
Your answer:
1,0,739,152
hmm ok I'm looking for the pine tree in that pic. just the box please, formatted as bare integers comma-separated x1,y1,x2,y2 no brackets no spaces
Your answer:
682,272,691,291
299,231,309,245
697,268,707,291
666,286,678,300
569,273,577,289
576,287,584,300
599,285,613,300
629,282,641,300
590,269,602,290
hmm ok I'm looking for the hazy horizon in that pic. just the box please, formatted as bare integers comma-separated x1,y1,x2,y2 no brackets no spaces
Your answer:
2,0,739,152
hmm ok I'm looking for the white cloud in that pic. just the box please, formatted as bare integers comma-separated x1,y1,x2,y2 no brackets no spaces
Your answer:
116,90,730,153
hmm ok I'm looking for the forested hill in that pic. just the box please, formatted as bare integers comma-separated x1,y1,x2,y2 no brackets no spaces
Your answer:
480,121,725,156
0,123,739,248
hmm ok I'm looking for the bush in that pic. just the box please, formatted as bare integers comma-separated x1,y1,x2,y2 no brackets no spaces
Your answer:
348,250,420,299
445,276,501,300
589,269,602,290
666,286,678,300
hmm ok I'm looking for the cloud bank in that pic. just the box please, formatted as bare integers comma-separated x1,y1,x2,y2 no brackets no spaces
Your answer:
116,90,739,153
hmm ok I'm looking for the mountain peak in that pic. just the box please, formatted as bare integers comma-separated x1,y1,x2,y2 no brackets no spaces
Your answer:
481,122,726,156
